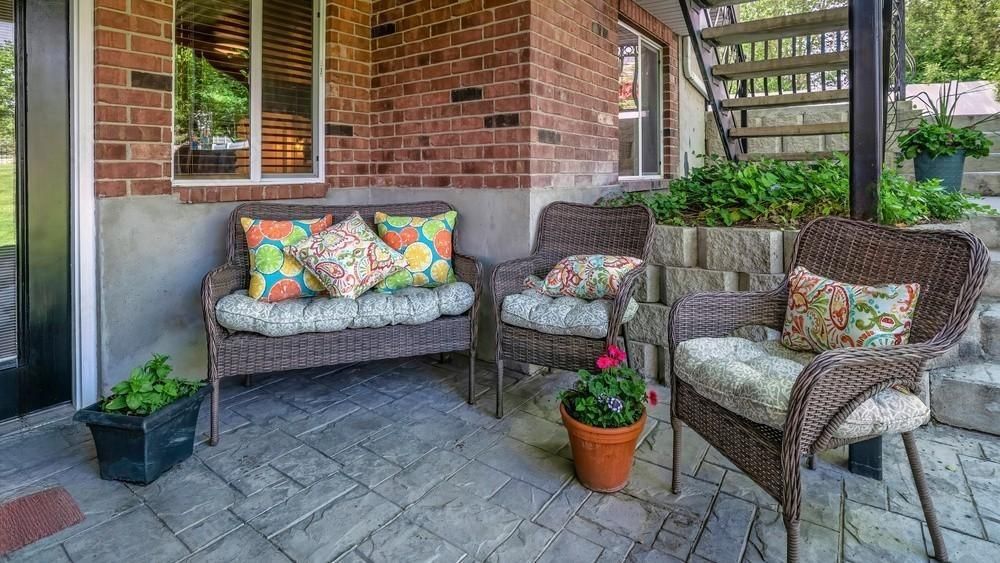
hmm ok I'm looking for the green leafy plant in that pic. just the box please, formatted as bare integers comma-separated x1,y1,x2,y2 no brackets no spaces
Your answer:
101,354,203,416
603,155,994,228
559,346,654,429
898,81,995,160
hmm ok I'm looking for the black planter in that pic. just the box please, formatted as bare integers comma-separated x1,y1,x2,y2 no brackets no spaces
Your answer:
73,386,208,484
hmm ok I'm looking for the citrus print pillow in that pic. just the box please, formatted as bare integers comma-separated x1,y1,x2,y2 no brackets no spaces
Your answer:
781,266,920,353
286,212,407,299
539,255,644,300
240,215,332,302
372,210,458,293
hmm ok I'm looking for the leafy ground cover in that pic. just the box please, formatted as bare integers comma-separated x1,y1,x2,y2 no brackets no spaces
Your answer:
0,162,13,246
603,155,994,228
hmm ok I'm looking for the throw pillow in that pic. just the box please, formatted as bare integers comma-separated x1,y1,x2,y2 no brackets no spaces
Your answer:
781,266,921,352
372,210,458,292
286,211,407,299
538,255,644,300
240,215,333,302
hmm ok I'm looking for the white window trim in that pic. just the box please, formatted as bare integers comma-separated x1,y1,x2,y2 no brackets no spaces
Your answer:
618,21,663,181
172,0,326,188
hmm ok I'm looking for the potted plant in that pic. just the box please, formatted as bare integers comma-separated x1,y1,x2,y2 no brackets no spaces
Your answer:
899,81,995,192
559,345,655,492
74,354,207,484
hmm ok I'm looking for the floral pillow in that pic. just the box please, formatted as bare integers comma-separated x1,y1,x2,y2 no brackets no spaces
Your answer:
240,215,333,302
781,266,920,352
539,255,644,300
373,210,458,293
286,212,407,299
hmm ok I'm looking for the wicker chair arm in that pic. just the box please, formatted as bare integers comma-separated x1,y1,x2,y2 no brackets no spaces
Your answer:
202,263,245,343
668,286,788,352
453,251,483,293
606,265,646,347
490,254,558,312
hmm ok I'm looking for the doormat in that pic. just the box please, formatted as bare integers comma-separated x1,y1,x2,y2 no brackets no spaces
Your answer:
0,487,83,555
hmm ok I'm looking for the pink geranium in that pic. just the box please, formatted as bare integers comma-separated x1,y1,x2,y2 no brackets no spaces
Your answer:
595,355,616,370
647,389,658,407
607,345,627,364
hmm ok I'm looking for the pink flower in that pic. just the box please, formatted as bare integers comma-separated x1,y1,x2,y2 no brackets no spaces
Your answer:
607,345,627,364
595,355,616,370
647,389,659,406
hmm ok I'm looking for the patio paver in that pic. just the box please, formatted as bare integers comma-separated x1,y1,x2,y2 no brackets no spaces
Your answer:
3,354,1000,562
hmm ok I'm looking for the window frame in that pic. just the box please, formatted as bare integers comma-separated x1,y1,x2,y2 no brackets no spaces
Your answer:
171,0,326,187
617,22,663,181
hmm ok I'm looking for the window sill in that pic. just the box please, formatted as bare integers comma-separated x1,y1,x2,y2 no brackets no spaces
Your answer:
172,177,325,188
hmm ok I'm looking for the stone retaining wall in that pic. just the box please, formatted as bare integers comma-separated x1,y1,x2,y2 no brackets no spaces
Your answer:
625,224,798,383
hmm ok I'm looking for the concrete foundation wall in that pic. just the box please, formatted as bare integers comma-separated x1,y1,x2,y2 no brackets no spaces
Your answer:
96,186,605,391
678,75,707,176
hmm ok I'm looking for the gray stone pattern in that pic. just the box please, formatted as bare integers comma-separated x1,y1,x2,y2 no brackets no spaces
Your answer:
4,357,1000,562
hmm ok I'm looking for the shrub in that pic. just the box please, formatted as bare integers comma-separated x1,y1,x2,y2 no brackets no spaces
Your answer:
603,155,994,228
560,346,655,429
101,354,203,416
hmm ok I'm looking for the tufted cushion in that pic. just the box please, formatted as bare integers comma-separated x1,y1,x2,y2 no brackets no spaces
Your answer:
215,282,474,337
500,288,638,339
674,337,929,440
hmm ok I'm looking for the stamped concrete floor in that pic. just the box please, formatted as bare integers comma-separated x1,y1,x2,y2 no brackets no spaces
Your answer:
3,355,1000,562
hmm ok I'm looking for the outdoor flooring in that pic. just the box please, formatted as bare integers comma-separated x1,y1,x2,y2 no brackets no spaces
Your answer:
3,355,1000,562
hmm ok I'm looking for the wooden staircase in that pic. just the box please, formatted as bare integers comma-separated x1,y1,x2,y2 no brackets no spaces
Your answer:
682,0,854,162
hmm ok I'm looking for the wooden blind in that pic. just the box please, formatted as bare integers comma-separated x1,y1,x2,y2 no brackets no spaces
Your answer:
261,0,314,175
0,0,15,367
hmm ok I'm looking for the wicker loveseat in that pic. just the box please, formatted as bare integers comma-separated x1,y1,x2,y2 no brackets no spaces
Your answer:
201,202,482,446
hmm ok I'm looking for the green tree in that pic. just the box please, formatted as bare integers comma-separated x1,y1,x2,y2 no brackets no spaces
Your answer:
0,42,15,153
906,0,1000,85
174,46,250,143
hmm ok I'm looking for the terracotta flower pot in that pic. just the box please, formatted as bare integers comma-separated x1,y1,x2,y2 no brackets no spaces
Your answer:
560,403,647,492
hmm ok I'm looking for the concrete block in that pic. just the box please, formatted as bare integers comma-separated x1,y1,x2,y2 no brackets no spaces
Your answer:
930,362,1000,435
626,341,668,383
661,267,740,307
926,313,984,370
986,262,1000,299
970,215,1000,248
650,225,698,267
626,302,671,348
698,227,784,274
782,230,799,271
983,304,1000,361
739,272,785,292
634,264,663,303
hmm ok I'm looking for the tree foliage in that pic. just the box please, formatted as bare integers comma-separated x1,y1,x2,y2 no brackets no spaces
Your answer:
174,46,249,142
0,43,14,152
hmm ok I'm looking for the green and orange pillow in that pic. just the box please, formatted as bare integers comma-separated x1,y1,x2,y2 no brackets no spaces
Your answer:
373,210,457,292
240,215,333,302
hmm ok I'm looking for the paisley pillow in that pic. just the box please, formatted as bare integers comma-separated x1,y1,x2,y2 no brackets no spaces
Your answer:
373,210,458,292
781,266,920,352
539,255,644,300
240,215,333,302
286,212,407,299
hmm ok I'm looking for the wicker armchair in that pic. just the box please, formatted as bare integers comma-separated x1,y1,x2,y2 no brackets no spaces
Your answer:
491,202,655,417
668,217,990,563
202,202,482,446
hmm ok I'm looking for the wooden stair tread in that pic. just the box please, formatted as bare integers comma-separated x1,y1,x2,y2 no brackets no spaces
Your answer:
702,7,848,46
713,52,848,80
736,151,846,162
729,121,849,138
697,0,757,6
722,90,849,110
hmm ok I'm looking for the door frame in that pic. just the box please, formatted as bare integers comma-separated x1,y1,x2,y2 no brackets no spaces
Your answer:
72,0,98,409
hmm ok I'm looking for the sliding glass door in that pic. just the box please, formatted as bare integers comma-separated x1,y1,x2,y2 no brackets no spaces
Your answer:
0,0,71,420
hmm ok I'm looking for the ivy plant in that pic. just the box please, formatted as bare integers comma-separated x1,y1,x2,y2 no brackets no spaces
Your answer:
559,346,655,429
101,354,203,416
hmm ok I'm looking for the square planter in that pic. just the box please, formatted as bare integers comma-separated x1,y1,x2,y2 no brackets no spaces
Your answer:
73,386,208,484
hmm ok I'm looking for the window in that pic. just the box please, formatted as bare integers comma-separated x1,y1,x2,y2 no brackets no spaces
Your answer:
617,23,662,178
173,0,323,184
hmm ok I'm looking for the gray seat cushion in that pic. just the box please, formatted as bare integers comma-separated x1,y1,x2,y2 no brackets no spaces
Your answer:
216,282,474,337
500,289,638,339
674,337,930,440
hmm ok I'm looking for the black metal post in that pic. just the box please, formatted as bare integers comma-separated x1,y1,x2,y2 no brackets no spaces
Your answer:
847,0,886,480
848,0,884,222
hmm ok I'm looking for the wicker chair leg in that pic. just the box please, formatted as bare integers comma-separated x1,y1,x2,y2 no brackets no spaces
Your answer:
671,418,683,494
903,432,950,562
209,378,221,446
495,360,504,418
784,516,800,563
244,374,253,388
806,454,816,470
467,349,476,405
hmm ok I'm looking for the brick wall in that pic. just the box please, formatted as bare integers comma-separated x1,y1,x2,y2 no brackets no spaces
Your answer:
93,0,685,200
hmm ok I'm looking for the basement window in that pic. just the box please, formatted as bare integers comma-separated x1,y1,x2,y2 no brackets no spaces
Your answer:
617,22,662,179
173,0,324,185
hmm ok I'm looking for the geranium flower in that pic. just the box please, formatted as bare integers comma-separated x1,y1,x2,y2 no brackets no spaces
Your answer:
606,345,627,364
647,389,658,406
595,355,616,370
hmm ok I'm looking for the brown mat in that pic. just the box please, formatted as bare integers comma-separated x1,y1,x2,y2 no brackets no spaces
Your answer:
0,487,84,555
